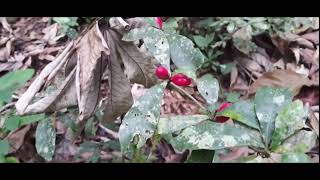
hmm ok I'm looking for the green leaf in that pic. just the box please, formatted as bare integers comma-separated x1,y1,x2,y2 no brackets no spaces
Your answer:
84,117,97,137
186,150,215,163
0,140,9,155
122,27,171,70
193,34,214,49
226,92,240,103
4,116,20,131
53,17,78,26
196,74,219,104
35,117,56,161
5,156,19,163
162,17,181,33
274,130,317,154
158,115,210,135
219,63,235,75
271,100,308,150
254,87,292,147
217,100,260,130
281,153,312,163
119,82,167,157
0,69,34,107
169,121,264,151
167,34,205,70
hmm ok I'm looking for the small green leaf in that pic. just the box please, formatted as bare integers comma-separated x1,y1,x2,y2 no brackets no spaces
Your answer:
158,115,209,135
119,82,167,157
19,113,46,126
35,117,56,161
5,156,19,163
271,100,308,150
0,140,9,155
254,87,292,147
219,63,235,75
170,121,264,151
193,34,214,49
84,117,97,138
196,74,219,104
281,153,312,163
0,69,34,107
217,100,260,130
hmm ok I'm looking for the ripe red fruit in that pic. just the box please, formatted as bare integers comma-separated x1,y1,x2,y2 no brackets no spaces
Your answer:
215,102,232,123
155,66,170,80
171,73,192,86
155,17,163,29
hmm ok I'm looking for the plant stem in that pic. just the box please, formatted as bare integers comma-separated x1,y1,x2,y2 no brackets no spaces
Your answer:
170,82,206,111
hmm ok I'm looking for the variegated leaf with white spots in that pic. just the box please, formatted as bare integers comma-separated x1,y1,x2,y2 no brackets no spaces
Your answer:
157,115,210,135
35,117,56,161
271,100,308,150
169,121,264,151
254,87,292,147
196,74,219,104
119,82,167,157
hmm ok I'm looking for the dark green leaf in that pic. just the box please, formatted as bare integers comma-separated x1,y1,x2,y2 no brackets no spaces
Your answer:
186,150,215,163
0,69,34,106
217,100,260,130
35,117,56,161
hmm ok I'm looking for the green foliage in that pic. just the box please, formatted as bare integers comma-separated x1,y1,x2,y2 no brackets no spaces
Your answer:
35,117,56,161
0,69,34,107
53,17,79,39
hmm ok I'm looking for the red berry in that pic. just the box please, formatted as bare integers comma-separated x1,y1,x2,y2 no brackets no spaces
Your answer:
155,66,170,80
214,102,232,123
171,73,192,86
155,17,163,29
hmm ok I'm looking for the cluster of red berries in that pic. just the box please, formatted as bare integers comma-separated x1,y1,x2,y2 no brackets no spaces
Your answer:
155,66,192,87
155,66,232,123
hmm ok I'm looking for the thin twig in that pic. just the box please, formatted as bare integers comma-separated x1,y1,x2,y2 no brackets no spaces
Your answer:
169,82,206,111
98,123,119,139
0,102,15,114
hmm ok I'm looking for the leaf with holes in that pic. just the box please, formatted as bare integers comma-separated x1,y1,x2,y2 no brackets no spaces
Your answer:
35,117,56,161
169,121,264,151
122,27,170,71
167,34,205,70
158,115,210,135
254,87,292,147
119,82,167,157
216,100,260,130
196,74,219,104
0,69,34,107
270,100,308,150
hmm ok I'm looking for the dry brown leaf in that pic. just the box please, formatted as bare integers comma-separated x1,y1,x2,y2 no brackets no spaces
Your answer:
0,39,12,61
251,52,273,72
6,125,31,153
300,48,317,65
309,111,319,136
301,31,319,45
102,30,133,123
76,22,110,121
237,57,264,74
249,69,316,96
